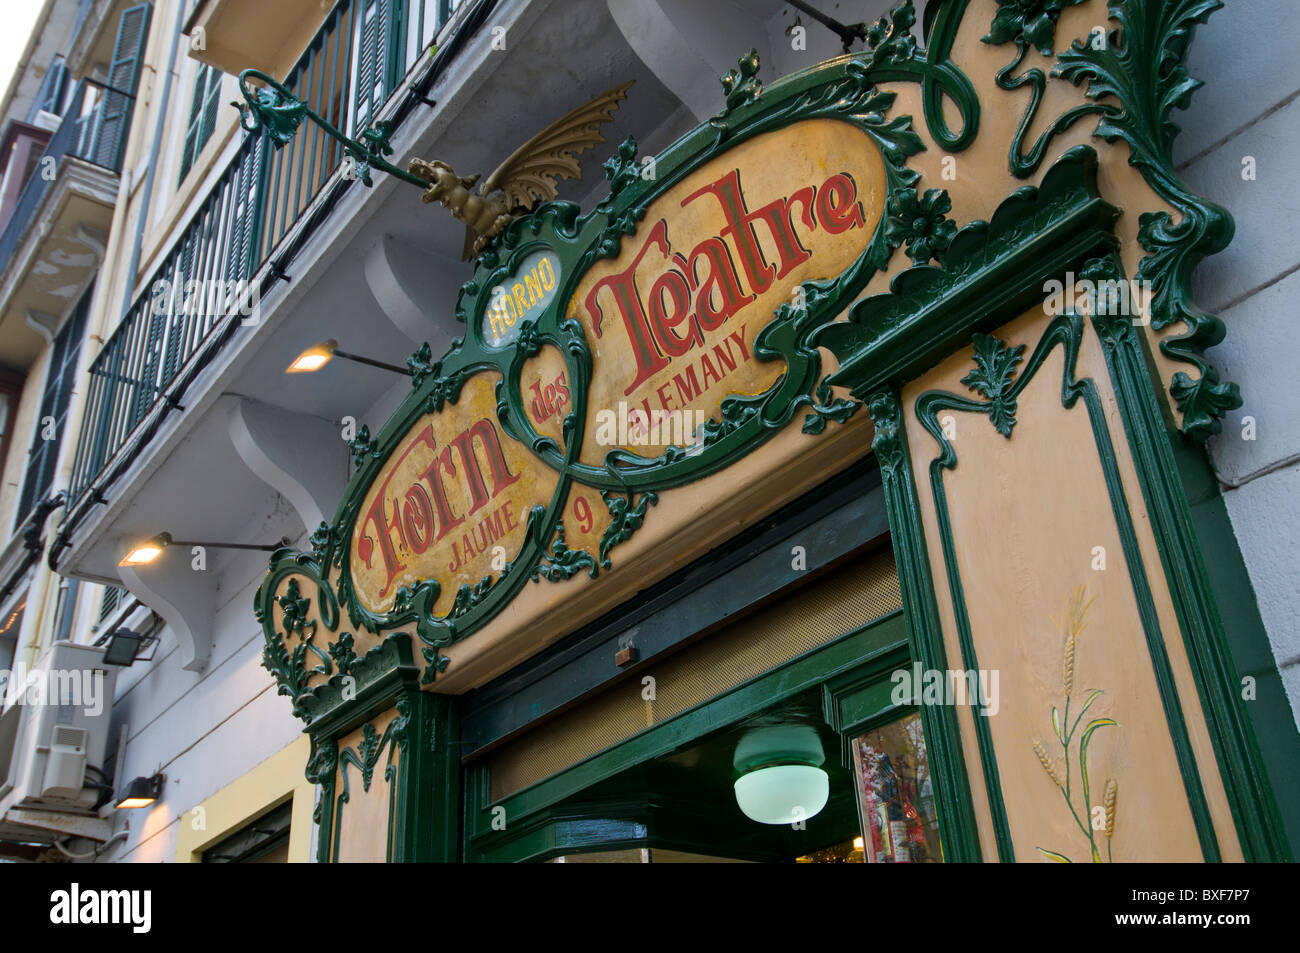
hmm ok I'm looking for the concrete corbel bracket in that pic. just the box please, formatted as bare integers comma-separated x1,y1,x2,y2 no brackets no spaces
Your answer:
227,397,348,534
363,233,460,347
118,548,217,672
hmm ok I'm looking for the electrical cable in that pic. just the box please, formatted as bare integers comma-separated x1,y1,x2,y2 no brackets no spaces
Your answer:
54,828,127,860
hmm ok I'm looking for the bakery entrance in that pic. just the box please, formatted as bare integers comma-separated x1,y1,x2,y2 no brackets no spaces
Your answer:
539,686,943,864
466,598,949,863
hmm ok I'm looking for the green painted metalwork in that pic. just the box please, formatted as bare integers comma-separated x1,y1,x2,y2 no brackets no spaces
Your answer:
976,0,1239,440
235,69,428,190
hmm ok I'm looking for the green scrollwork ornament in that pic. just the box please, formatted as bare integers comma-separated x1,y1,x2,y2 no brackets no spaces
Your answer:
1053,0,1242,439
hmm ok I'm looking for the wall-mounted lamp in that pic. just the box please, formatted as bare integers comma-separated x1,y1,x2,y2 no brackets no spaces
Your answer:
115,773,164,809
286,339,411,376
732,725,829,825
119,532,291,567
101,628,144,666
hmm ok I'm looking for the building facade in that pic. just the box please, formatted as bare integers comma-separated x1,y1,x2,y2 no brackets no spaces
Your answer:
0,0,1295,863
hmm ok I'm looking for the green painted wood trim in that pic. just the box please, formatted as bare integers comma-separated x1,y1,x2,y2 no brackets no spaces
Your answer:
912,311,1219,861
302,634,426,862
820,642,912,760
333,714,403,862
1173,438,1300,858
1086,257,1294,861
865,390,982,862
305,736,338,863
464,612,909,862
822,145,1120,397
390,691,461,862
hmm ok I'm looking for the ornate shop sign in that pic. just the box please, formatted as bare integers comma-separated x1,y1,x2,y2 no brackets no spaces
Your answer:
251,0,1247,725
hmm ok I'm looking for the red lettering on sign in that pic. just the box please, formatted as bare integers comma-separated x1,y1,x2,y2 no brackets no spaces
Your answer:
358,418,519,599
583,168,864,398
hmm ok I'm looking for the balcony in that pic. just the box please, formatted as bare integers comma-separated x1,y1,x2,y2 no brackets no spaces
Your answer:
0,79,124,369
52,0,696,670
65,0,468,509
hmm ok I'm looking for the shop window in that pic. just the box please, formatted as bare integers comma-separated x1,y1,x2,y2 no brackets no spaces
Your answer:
850,712,943,863
201,800,293,863
15,287,91,528
178,64,223,183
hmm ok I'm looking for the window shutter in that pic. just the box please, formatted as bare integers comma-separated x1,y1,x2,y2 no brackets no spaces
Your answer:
92,2,153,170
179,66,223,182
179,64,208,179
15,288,93,527
30,56,69,120
353,0,398,132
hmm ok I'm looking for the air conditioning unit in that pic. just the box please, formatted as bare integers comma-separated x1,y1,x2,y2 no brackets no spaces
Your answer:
0,641,118,834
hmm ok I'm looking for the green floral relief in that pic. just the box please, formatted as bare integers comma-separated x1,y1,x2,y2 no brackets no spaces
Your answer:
530,524,598,583
261,577,333,718
597,491,657,569
800,379,860,436
886,187,959,266
984,0,1088,56
960,333,1027,437
718,49,763,115
1055,0,1241,440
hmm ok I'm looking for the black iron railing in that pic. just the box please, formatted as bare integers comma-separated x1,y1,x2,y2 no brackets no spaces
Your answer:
67,0,467,506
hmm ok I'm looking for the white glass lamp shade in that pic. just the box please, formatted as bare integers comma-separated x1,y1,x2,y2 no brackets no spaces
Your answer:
733,764,830,825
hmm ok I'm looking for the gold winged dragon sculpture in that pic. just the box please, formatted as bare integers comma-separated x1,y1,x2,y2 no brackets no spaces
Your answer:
408,81,633,259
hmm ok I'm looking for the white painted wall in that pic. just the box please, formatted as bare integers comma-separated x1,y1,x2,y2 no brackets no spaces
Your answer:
1176,0,1300,724
99,496,308,862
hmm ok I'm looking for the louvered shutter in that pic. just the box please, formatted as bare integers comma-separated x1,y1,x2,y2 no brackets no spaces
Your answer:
353,0,397,132
15,288,93,527
179,64,208,179
93,3,153,170
179,65,223,182
30,56,68,120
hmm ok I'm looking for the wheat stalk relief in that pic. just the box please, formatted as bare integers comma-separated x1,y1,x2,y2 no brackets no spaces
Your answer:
1033,585,1120,863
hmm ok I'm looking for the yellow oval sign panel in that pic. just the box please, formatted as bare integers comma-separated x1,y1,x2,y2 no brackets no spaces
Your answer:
349,372,559,615
565,118,886,464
